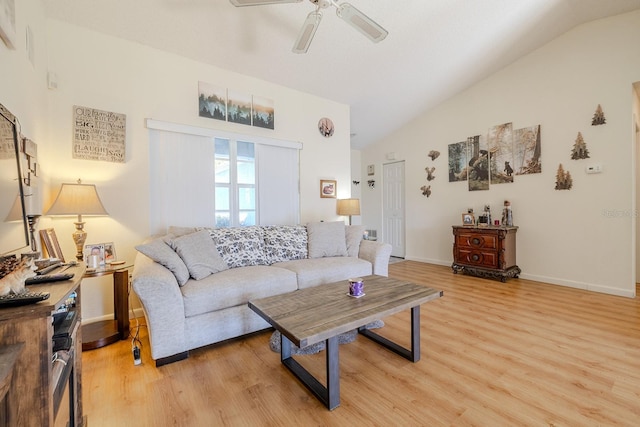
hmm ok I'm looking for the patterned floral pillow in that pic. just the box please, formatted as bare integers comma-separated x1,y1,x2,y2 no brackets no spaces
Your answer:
204,226,267,268
263,225,308,264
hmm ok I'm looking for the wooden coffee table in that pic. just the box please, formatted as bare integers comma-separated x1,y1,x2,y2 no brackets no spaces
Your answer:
248,275,443,410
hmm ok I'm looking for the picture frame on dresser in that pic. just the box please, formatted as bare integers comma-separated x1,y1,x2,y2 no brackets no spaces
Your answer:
40,228,65,262
462,213,475,226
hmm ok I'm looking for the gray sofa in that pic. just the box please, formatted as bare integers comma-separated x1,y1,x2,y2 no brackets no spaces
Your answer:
132,221,392,366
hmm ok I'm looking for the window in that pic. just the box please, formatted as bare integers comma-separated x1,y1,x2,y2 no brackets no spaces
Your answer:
215,138,256,227
148,122,301,234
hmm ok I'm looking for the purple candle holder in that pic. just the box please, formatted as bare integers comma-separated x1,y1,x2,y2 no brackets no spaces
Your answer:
348,278,364,297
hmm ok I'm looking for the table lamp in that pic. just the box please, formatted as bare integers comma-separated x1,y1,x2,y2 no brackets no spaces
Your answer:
337,198,360,225
45,179,108,261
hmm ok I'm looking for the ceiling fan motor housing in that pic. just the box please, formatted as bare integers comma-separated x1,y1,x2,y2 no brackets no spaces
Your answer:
310,0,332,9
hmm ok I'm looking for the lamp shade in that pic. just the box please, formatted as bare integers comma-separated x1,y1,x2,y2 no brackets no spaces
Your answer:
337,198,360,216
4,195,24,222
45,183,108,216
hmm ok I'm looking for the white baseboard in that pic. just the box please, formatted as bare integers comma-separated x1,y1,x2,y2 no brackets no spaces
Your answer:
81,307,145,325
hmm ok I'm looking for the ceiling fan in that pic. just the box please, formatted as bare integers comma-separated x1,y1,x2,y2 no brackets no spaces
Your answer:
229,0,388,54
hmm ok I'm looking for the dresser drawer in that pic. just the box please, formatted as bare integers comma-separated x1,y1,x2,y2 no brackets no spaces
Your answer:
455,232,498,250
455,248,499,269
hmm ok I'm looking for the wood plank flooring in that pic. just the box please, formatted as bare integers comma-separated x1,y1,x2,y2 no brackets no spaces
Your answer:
81,261,640,426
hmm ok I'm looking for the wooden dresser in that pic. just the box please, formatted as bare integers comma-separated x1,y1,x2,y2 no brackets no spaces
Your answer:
0,263,85,426
452,225,520,282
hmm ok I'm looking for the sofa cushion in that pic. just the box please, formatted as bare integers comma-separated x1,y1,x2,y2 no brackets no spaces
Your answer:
263,225,308,264
274,257,372,289
345,225,365,257
307,221,348,258
204,226,267,268
135,236,190,286
180,265,298,317
168,225,198,237
169,230,228,280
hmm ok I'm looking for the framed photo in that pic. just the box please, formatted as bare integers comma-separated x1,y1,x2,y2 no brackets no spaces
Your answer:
320,180,337,198
84,242,117,265
462,213,475,226
84,244,105,266
103,242,117,263
39,228,65,262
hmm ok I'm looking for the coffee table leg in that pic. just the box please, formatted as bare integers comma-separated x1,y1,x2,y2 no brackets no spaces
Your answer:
326,336,340,410
358,305,421,362
280,334,341,410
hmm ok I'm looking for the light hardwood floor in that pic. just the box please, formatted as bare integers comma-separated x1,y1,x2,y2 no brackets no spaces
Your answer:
82,261,640,426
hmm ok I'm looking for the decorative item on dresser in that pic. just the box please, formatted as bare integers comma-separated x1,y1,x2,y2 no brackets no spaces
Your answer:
451,225,520,282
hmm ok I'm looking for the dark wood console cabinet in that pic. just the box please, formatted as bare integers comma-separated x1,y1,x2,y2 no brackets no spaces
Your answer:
452,225,520,282
0,264,85,426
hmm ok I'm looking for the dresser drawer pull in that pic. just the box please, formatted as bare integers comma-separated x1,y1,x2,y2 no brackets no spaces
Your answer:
471,237,481,246
471,254,480,262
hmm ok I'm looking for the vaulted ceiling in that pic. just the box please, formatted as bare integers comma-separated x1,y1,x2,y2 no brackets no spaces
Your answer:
42,0,640,149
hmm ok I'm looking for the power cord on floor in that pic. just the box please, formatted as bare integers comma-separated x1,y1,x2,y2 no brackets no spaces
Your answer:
131,316,142,366
128,274,143,365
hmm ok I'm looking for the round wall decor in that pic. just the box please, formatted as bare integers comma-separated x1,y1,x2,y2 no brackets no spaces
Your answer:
318,117,334,137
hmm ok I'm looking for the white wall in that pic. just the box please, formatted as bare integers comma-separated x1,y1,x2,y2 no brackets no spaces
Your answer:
348,149,362,225
1,0,352,322
361,10,640,297
0,0,48,157
634,83,640,282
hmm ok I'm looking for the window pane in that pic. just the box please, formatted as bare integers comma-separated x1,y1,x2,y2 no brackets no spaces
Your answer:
239,211,255,226
215,160,230,183
237,141,254,160
237,141,255,185
215,186,230,210
237,161,255,184
215,139,230,184
215,212,230,228
215,138,230,157
238,187,255,209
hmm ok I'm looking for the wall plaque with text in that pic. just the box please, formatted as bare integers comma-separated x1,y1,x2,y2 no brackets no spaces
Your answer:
73,105,126,163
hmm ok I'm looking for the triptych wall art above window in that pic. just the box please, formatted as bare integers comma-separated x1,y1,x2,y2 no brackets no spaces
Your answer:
198,81,275,130
448,123,542,192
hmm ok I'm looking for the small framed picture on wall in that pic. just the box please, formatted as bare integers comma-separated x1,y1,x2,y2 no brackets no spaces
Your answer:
320,180,337,198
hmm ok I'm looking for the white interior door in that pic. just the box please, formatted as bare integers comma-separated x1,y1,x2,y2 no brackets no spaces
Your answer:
383,161,405,258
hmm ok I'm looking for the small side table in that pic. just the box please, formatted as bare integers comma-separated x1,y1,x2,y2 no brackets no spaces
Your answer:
82,262,133,351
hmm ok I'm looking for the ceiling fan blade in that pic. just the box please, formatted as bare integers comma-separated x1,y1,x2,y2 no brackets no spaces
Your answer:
292,11,322,54
336,2,388,43
229,0,302,7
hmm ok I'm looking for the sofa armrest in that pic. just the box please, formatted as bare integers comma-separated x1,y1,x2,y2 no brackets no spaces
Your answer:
132,252,187,360
358,240,392,276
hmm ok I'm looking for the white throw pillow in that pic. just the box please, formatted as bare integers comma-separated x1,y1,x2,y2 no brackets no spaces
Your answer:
345,225,365,257
169,230,228,280
307,221,348,258
135,236,190,286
